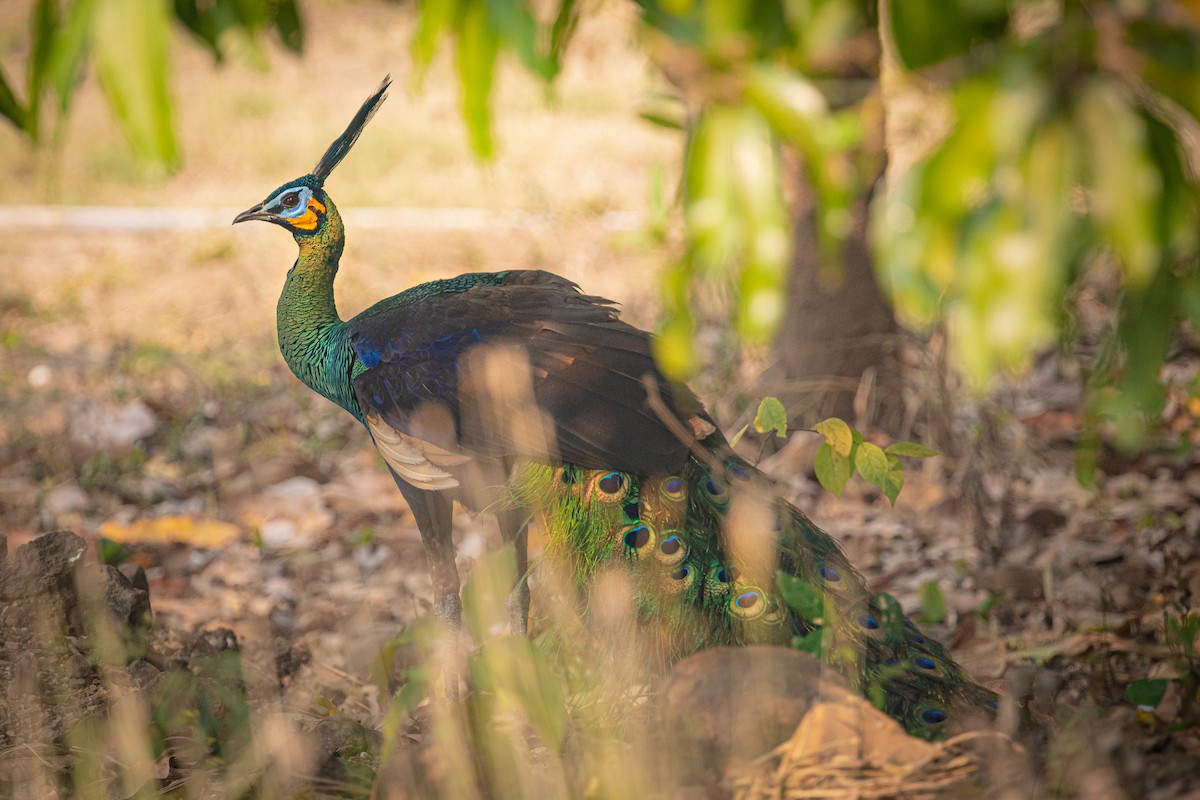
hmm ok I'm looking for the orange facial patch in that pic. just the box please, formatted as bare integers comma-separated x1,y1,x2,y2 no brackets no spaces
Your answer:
289,198,326,231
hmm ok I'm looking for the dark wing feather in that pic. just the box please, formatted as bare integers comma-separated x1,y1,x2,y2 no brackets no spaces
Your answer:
348,270,704,474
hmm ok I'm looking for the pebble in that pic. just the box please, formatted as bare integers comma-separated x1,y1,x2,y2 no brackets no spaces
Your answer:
41,483,89,519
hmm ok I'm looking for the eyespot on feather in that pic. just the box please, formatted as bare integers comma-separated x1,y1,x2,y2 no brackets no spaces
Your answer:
655,532,688,566
621,522,655,557
589,471,628,504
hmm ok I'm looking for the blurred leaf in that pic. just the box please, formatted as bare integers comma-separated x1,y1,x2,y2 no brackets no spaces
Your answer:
547,0,580,77
92,0,178,170
173,0,221,59
1126,678,1168,709
885,441,936,458
462,545,518,641
270,0,304,53
918,580,946,624
27,0,56,139
486,0,550,79
1105,266,1174,447
1181,272,1200,336
753,396,787,438
815,417,853,456
413,0,459,76
380,665,430,765
744,63,827,145
686,106,740,273
47,0,95,114
1126,18,1200,122
1076,80,1161,287
472,638,567,748
731,108,789,341
813,441,851,496
887,0,1008,71
456,0,499,159
96,537,134,566
0,64,25,130
638,91,685,130
98,515,240,547
777,570,824,619
656,262,696,378
792,631,823,657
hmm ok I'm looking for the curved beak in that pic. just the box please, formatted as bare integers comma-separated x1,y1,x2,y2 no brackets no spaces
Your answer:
232,203,273,225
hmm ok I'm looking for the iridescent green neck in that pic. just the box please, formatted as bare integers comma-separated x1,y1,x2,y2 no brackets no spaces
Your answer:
276,197,359,417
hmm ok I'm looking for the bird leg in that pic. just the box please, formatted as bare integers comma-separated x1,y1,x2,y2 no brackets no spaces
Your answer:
392,476,461,630
496,507,531,637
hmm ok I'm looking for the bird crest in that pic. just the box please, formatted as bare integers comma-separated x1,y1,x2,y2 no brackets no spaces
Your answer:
312,76,392,182
233,76,391,234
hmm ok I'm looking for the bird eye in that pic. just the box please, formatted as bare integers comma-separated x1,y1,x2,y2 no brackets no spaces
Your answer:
281,192,300,208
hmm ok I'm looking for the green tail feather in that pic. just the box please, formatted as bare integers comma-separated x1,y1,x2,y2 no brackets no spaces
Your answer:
509,435,999,738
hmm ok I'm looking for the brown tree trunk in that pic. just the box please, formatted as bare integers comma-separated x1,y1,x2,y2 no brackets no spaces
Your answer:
770,172,906,433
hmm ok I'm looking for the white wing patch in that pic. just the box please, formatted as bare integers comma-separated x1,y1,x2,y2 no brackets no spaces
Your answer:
366,412,466,491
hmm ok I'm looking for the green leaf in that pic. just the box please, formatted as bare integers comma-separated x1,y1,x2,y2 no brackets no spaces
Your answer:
854,440,889,491
270,0,305,54
455,0,499,159
815,417,853,457
27,0,57,139
547,0,580,78
1126,678,1168,709
744,63,827,145
777,570,825,619
753,396,787,438
91,0,178,170
731,107,789,343
1126,18,1200,122
792,631,823,657
917,580,946,624
0,63,25,130
885,441,937,458
655,262,696,378
880,453,904,506
96,537,133,566
887,0,1008,71
1104,266,1174,448
47,0,95,115
638,92,685,131
813,441,851,496
486,0,552,80
1076,80,1161,287
414,0,459,77
172,0,220,59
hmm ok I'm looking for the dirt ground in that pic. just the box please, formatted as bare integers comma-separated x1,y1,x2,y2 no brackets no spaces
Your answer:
3,1,1200,798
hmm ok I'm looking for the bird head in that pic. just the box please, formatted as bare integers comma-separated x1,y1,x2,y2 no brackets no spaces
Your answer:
233,76,391,237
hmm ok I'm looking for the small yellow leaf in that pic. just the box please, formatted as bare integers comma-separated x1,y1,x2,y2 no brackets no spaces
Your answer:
815,417,853,457
98,515,240,548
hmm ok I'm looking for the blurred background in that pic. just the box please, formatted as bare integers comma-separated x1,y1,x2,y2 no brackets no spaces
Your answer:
3,0,1200,797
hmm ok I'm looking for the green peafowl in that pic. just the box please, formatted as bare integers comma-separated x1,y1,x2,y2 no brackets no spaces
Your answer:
233,77,1000,736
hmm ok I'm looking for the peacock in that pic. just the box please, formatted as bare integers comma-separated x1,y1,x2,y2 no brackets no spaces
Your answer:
233,77,1000,736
